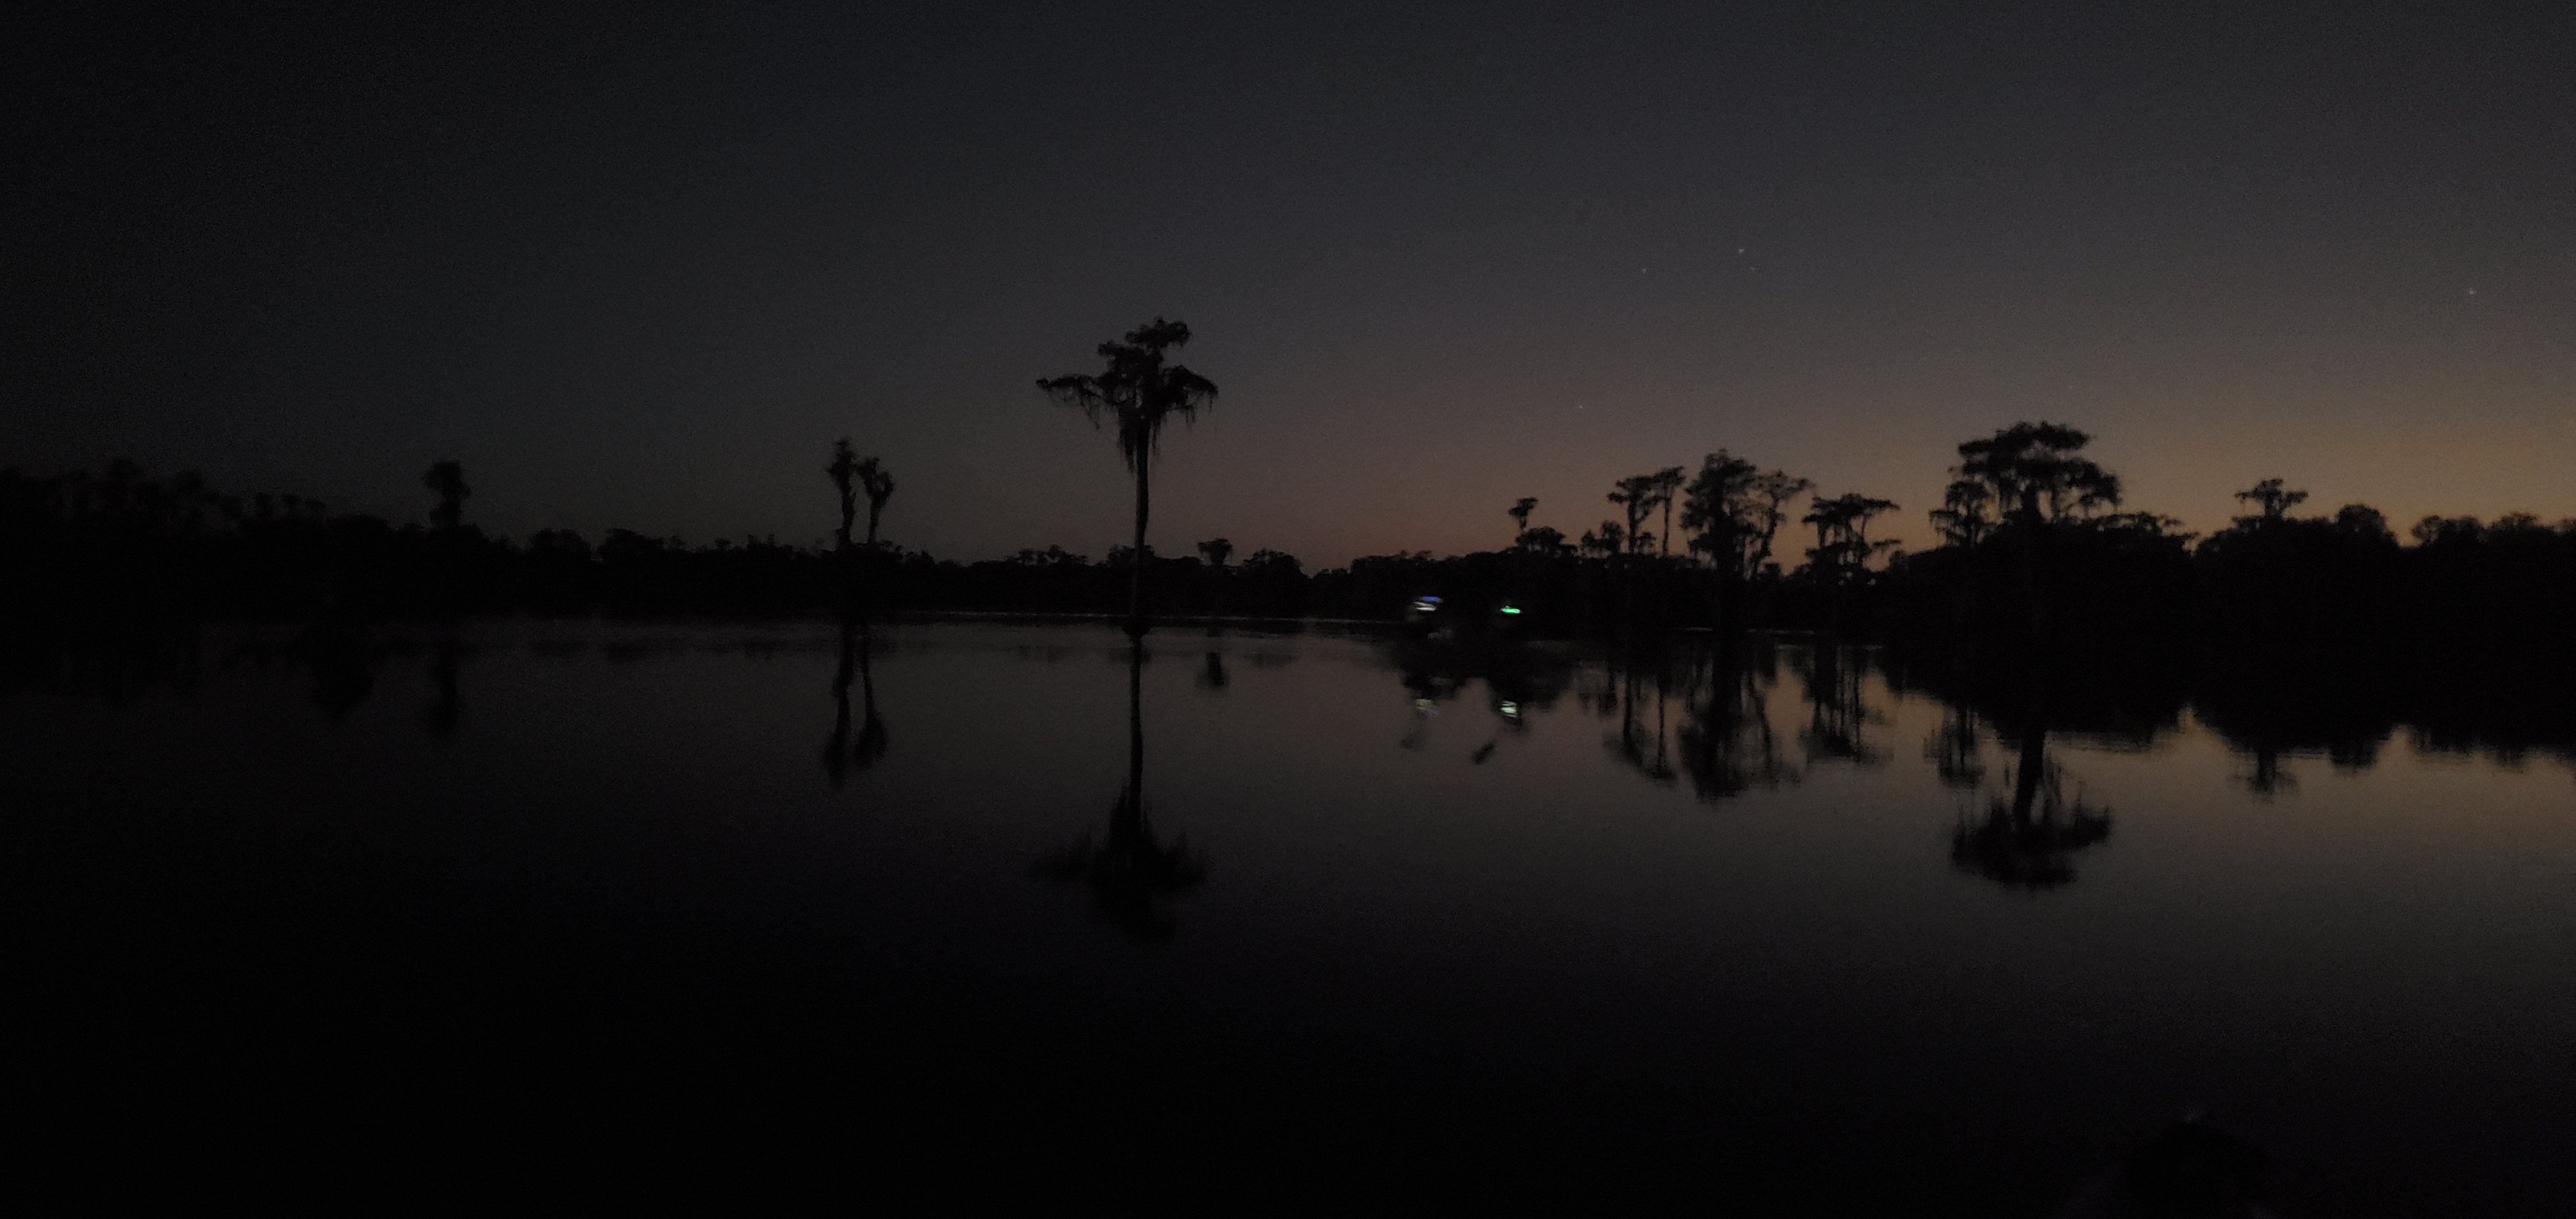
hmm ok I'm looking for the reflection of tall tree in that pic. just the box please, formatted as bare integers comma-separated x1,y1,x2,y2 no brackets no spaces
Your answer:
1671,641,1798,800
1924,705,1985,788
2239,737,2296,798
420,628,461,739
1951,706,2113,890
1607,650,1676,784
1034,646,1204,943
1597,652,1679,783
824,619,887,788
1796,645,1884,764
305,625,376,725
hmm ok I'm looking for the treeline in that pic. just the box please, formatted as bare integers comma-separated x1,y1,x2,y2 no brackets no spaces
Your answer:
1456,423,2575,656
8,420,2572,656
0,461,1331,620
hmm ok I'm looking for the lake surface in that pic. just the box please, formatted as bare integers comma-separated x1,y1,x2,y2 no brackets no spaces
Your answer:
15,618,2570,1211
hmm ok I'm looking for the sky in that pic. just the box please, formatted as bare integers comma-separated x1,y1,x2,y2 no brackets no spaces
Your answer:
8,1,2570,566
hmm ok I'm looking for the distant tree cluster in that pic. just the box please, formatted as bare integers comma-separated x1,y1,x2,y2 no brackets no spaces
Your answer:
1356,420,2572,651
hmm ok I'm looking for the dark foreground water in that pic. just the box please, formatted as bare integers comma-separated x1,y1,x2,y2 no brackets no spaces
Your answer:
14,619,2572,1210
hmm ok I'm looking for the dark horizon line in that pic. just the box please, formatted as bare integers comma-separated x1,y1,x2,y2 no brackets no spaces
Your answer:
11,454,2572,574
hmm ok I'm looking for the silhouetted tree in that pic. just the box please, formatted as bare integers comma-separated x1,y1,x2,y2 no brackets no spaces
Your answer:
2333,503,2393,542
423,461,468,533
1928,479,1997,548
2233,478,2308,526
1580,521,1625,559
1682,450,1758,630
1197,538,1232,567
1744,470,1811,576
1607,473,1666,556
857,457,895,548
1954,422,2119,530
1948,423,2122,636
1683,452,1811,630
1681,451,1759,571
1648,466,1686,557
1800,493,1899,584
826,440,860,555
2411,514,2481,548
1013,544,1090,566
1508,496,1538,548
1515,525,1568,554
1038,318,1218,636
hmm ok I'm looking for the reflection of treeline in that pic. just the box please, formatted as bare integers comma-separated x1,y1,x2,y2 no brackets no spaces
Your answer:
1880,640,2575,772
1592,637,2572,801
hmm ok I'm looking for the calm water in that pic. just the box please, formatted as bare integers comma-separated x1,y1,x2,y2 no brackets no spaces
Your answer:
15,619,2571,1210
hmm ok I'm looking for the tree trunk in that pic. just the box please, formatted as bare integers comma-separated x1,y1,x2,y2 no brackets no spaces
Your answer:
1126,459,1151,637
834,516,853,618
2016,492,2048,640
1126,643,1146,802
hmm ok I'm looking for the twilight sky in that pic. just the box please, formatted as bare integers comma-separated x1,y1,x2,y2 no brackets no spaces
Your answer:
9,1,2570,565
